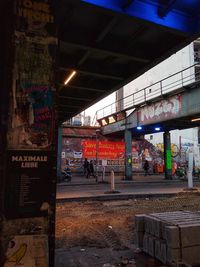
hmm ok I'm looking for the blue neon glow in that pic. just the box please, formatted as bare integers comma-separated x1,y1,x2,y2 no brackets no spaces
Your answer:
155,127,161,131
81,0,200,34
137,126,142,130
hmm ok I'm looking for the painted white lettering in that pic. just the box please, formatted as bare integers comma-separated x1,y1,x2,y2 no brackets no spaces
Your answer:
21,162,38,168
171,97,180,114
141,107,149,121
148,106,155,118
12,156,19,161
155,103,163,116
163,100,172,113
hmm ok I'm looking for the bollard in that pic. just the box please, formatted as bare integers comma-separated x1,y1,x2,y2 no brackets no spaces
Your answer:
187,170,193,189
102,166,105,182
187,152,193,189
104,169,120,194
111,170,115,191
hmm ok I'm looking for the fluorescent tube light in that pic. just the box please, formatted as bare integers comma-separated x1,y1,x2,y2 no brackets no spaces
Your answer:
64,70,76,85
191,118,200,122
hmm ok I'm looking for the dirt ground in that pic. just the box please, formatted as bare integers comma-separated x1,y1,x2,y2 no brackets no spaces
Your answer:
55,192,200,267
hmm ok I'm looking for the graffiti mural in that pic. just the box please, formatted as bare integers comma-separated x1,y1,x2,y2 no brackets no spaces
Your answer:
62,129,164,173
138,95,182,124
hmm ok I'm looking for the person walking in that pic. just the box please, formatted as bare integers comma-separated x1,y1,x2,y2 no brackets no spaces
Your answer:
89,160,95,178
143,160,150,176
83,158,90,178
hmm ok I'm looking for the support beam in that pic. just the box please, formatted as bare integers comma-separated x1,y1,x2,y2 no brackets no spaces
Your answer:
60,41,150,63
121,0,134,10
96,16,119,42
78,50,91,66
59,95,92,101
163,131,172,179
82,0,195,33
59,104,82,109
64,85,107,93
58,111,75,113
57,126,62,181
125,129,132,180
78,16,119,65
158,0,177,18
59,66,124,81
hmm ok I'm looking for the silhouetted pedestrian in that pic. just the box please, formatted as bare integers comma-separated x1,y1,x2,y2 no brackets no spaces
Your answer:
83,158,90,178
143,160,150,176
89,160,95,178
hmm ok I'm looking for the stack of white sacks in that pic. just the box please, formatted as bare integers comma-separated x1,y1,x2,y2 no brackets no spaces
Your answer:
135,211,200,266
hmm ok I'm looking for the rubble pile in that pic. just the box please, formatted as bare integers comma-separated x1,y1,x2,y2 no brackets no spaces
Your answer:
135,211,200,266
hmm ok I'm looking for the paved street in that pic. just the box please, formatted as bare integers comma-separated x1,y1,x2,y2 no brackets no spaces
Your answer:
56,174,200,201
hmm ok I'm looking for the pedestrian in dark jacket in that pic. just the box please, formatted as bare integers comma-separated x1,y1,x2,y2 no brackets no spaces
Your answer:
89,160,95,178
83,158,90,178
143,160,150,176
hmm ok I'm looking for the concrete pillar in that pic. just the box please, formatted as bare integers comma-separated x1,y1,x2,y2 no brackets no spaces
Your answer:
163,131,172,179
0,1,58,266
0,2,14,264
57,126,62,181
125,129,132,180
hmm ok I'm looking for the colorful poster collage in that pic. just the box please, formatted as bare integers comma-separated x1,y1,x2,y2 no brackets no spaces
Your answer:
3,1,57,266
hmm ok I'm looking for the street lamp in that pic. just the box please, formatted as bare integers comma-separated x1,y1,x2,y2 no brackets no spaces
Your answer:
95,129,100,182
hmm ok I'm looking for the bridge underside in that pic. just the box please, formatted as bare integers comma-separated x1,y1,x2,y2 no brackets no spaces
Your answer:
53,0,200,123
101,84,200,137
132,115,200,136
139,115,200,137
102,116,200,138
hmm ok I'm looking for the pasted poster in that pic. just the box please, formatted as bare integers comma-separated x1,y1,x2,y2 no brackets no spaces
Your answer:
5,150,54,219
155,143,179,157
3,235,48,267
63,137,164,172
82,140,125,159
193,145,200,171
7,0,57,150
7,84,54,150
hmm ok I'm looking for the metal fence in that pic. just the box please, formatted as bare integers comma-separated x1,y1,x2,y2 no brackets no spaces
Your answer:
96,64,200,121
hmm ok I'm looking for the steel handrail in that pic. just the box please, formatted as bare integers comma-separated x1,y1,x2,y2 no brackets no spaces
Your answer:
96,64,200,121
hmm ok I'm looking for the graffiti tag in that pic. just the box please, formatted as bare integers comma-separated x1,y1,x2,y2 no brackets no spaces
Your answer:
139,95,182,123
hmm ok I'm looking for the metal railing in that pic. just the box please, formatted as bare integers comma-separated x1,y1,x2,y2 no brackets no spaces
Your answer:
95,64,200,122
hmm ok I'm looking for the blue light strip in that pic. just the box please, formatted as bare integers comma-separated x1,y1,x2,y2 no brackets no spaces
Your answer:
81,0,199,34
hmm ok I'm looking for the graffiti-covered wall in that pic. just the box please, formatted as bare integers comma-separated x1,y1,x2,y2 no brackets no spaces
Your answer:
61,127,163,174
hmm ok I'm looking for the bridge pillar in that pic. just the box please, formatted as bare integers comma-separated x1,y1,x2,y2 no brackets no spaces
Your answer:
0,1,58,266
57,126,63,181
163,131,172,179
125,129,132,180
